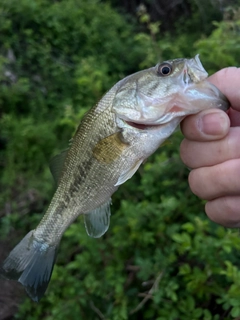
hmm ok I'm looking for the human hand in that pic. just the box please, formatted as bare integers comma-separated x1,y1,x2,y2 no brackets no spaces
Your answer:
180,67,240,227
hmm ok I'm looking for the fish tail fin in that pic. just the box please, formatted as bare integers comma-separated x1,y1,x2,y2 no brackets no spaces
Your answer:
0,230,58,302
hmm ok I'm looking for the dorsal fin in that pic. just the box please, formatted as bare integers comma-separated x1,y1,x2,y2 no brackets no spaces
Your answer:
49,149,68,185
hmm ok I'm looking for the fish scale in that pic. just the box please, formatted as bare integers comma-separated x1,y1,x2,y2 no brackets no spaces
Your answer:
0,55,229,301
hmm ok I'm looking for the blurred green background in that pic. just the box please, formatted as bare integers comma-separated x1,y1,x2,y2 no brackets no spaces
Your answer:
1,0,240,319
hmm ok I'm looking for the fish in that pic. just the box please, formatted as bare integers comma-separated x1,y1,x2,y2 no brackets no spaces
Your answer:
0,55,229,302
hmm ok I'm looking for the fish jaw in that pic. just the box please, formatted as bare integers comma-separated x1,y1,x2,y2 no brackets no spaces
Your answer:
181,80,229,113
113,56,229,128
185,54,208,83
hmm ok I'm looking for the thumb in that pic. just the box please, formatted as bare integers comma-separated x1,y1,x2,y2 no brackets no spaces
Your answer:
180,108,230,141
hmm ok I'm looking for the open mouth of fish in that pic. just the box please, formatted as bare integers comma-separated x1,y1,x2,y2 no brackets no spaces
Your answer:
125,121,155,130
125,117,178,130
124,105,185,130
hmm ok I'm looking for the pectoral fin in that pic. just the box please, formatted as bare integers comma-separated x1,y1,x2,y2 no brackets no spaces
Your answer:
84,199,111,238
115,159,143,186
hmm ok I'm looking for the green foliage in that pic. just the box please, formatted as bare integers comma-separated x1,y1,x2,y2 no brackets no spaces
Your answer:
195,7,240,73
1,1,240,319
0,0,147,118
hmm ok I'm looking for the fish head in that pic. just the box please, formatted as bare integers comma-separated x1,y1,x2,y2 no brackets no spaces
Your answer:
113,55,229,129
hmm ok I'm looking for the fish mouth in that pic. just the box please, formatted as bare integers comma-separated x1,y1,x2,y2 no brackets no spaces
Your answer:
125,120,164,130
124,105,186,130
126,121,149,130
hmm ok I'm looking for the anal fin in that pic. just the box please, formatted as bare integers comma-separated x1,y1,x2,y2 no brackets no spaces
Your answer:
84,199,111,238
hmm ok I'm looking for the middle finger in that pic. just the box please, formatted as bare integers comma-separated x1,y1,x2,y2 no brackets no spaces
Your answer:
180,127,240,169
188,159,240,200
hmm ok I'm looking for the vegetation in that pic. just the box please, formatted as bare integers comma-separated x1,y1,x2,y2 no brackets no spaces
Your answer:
1,0,240,319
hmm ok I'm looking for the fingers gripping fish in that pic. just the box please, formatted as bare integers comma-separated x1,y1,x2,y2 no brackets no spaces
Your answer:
0,55,229,301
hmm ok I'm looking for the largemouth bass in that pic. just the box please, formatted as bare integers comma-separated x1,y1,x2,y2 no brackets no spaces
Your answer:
0,55,229,301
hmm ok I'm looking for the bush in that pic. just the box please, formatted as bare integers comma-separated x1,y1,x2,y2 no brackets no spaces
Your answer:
1,1,240,319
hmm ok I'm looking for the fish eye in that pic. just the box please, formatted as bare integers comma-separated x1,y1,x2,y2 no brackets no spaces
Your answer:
157,63,172,76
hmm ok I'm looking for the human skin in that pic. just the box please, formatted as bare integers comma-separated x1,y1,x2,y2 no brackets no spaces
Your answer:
180,67,240,227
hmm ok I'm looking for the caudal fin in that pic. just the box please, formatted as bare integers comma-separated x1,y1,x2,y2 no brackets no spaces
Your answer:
0,231,58,302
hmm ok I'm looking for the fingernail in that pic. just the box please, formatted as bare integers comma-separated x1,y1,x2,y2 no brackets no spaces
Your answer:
199,112,229,136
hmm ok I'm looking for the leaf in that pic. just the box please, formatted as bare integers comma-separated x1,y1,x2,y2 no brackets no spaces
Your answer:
231,306,240,317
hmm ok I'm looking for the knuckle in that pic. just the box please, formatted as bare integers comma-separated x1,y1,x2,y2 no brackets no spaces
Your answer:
188,169,202,197
205,201,218,223
179,139,189,165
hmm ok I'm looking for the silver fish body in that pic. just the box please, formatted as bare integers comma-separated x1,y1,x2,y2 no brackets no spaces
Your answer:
0,55,229,301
